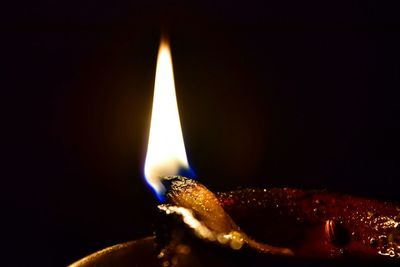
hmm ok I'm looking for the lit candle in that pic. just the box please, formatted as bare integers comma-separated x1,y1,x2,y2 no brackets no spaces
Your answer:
69,36,400,267
143,38,400,265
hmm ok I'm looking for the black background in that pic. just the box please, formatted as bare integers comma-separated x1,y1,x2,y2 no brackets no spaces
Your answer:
2,1,400,266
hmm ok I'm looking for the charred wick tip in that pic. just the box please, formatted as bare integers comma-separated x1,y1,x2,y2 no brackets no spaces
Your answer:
161,175,193,184
161,176,197,194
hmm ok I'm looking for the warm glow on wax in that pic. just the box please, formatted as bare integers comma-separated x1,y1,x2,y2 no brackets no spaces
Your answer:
144,39,190,198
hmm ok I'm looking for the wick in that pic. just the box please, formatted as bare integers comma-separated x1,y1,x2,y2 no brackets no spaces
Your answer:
160,176,294,256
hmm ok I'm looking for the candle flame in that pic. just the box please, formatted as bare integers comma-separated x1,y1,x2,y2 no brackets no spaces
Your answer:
144,38,191,200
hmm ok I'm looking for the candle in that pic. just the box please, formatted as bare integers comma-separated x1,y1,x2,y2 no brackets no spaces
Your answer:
69,36,400,267
144,37,400,265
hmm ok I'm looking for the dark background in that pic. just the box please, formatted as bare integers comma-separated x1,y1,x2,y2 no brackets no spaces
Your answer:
2,1,400,266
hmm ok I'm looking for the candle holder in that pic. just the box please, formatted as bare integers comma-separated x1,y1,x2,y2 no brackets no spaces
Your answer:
69,176,400,267
69,237,158,267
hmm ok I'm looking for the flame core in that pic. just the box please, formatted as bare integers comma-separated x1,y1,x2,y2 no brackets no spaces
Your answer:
144,39,191,199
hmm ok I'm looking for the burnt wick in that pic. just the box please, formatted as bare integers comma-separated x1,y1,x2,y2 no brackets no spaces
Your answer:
158,176,294,256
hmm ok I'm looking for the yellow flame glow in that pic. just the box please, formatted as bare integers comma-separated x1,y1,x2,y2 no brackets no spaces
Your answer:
144,39,189,196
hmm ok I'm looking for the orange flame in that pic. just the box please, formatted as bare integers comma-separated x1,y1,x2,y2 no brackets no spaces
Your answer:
144,38,190,198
